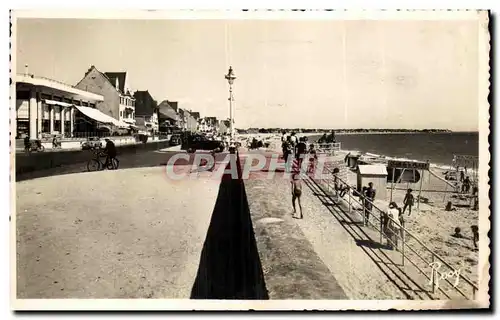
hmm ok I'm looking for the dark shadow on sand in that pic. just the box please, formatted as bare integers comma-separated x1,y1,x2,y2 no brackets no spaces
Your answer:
190,154,269,300
303,177,434,300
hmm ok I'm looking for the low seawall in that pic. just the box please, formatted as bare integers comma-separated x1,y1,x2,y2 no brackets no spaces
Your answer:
14,140,170,175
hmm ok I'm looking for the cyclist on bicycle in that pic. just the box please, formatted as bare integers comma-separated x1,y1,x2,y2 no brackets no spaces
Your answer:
103,138,117,169
52,135,61,148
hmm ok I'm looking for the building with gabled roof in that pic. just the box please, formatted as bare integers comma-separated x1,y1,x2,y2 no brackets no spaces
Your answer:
75,65,136,131
134,90,158,133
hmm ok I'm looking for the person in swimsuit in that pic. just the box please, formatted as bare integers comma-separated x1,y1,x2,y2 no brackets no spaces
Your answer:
308,144,318,174
291,173,303,219
402,188,414,216
471,225,479,250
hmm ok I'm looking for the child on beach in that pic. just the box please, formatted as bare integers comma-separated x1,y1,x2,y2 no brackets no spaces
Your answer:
471,225,479,250
291,173,303,219
308,144,318,174
402,188,415,216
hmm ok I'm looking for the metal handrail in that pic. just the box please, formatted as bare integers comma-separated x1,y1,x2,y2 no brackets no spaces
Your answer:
313,161,478,300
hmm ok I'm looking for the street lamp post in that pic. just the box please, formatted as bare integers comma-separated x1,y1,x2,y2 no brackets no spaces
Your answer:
225,66,236,142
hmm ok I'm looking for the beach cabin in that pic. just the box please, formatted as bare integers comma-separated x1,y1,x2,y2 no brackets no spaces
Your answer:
345,152,361,169
357,164,388,201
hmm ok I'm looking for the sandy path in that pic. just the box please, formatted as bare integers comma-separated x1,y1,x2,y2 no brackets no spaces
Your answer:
241,150,410,299
16,165,221,298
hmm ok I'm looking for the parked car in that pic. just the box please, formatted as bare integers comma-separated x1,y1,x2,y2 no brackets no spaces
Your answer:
169,134,182,146
81,137,103,150
181,134,225,153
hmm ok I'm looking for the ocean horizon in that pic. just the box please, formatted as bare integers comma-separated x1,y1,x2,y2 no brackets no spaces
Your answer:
308,132,478,167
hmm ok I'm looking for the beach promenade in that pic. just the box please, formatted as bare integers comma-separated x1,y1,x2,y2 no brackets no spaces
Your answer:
14,144,476,300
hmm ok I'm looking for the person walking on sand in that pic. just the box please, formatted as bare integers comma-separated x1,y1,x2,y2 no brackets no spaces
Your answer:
472,185,479,210
471,225,479,250
291,173,303,219
462,176,471,193
402,188,415,216
363,182,376,224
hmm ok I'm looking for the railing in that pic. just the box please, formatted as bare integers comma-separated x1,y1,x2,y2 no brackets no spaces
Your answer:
311,161,478,300
316,142,341,156
70,132,113,139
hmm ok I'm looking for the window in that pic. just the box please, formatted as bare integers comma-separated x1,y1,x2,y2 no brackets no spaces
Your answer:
89,103,95,108
42,120,50,133
120,111,123,117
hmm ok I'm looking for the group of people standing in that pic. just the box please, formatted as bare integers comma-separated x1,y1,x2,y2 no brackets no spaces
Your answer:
357,181,417,249
281,131,321,220
281,131,321,173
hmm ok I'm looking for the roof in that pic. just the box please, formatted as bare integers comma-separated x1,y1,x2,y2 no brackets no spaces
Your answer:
191,112,200,120
357,164,388,176
18,74,104,102
167,101,178,112
158,100,179,121
104,72,127,93
133,90,157,115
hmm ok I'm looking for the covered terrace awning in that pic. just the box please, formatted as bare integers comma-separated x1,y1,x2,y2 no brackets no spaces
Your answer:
74,105,129,128
44,99,75,108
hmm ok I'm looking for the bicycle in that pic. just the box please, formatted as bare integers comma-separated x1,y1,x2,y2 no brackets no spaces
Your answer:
25,140,45,153
87,150,119,172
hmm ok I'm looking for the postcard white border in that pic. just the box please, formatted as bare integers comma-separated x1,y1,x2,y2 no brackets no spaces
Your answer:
9,8,491,311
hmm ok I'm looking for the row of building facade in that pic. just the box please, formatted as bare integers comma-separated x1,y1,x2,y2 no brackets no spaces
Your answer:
14,65,232,139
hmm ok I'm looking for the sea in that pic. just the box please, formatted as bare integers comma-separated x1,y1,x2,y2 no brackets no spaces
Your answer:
309,132,479,167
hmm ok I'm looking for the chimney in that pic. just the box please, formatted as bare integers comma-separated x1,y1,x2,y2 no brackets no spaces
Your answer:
115,77,119,89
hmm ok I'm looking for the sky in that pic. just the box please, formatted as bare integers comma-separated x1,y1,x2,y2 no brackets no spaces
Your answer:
16,17,481,130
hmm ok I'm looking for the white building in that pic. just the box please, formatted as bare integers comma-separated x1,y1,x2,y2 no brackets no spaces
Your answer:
15,74,105,139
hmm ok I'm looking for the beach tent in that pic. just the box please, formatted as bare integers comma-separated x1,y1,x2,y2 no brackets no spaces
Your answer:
357,164,388,201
